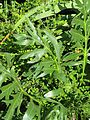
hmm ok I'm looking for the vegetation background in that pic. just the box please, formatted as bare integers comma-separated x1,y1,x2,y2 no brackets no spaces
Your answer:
0,0,90,120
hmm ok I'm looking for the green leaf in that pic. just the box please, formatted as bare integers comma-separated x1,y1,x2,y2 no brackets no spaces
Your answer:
75,0,83,11
14,34,31,46
45,104,67,120
0,52,15,68
0,73,6,87
34,10,54,21
32,59,55,78
20,49,46,60
71,29,84,42
23,101,40,120
44,30,62,62
86,16,90,35
12,5,43,32
41,61,55,73
63,52,82,61
62,61,83,67
26,18,42,45
0,82,17,100
8,67,18,81
44,88,63,98
4,92,23,120
0,62,8,73
85,0,90,12
72,18,84,29
53,70,67,82
37,72,47,78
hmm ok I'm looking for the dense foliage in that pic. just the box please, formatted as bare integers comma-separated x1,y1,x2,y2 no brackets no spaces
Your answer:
0,0,90,120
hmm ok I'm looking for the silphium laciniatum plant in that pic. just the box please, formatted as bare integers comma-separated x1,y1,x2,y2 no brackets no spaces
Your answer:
0,0,90,120
13,8,90,119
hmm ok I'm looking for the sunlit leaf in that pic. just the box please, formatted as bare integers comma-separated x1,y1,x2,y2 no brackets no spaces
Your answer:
23,101,40,120
14,34,31,46
26,19,42,44
62,61,83,66
20,49,46,60
44,88,63,98
0,73,6,87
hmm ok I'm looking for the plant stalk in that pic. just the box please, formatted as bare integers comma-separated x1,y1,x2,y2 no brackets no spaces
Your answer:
82,10,88,81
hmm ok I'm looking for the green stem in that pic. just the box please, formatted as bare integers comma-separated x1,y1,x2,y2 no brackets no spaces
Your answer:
82,10,88,80
14,77,41,104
